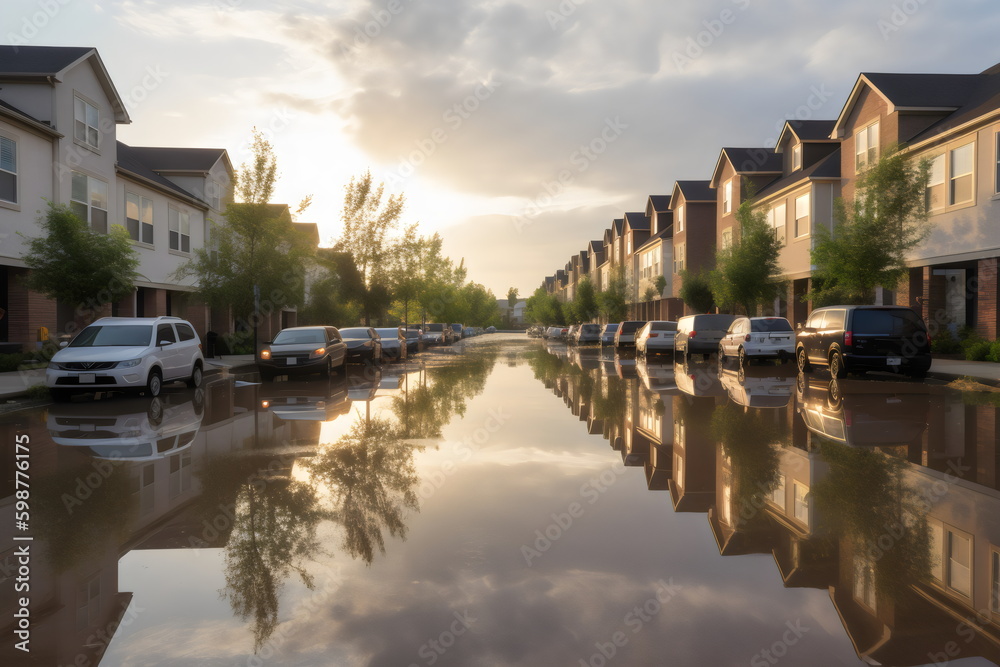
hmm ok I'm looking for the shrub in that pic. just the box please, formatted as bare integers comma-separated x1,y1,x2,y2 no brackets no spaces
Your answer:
988,340,1000,364
0,353,30,373
965,340,992,362
930,328,962,355
25,384,50,400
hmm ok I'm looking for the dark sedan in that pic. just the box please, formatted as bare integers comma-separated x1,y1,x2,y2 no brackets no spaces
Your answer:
257,326,347,381
375,327,408,360
339,327,384,364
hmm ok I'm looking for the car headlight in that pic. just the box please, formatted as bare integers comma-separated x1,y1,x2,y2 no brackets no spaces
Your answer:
311,347,326,358
118,358,142,368
260,349,271,360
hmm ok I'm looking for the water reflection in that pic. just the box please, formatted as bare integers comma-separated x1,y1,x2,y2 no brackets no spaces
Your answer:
532,342,1000,665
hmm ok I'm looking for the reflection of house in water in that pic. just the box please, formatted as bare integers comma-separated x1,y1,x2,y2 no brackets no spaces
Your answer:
669,396,716,514
0,373,353,665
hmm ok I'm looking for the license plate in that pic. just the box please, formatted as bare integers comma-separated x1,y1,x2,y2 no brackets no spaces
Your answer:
80,373,96,383
287,358,297,365
886,357,901,366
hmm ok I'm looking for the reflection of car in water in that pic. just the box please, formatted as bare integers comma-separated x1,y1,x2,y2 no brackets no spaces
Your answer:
674,357,724,397
719,363,796,409
257,377,351,422
615,353,637,379
636,358,677,394
795,375,930,447
346,367,382,401
47,391,204,461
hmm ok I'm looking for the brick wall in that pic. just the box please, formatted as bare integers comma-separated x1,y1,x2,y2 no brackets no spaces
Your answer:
977,258,998,339
7,268,57,351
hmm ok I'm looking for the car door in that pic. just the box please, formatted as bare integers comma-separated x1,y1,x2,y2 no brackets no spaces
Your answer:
819,309,847,362
326,327,346,367
155,323,182,380
800,311,824,363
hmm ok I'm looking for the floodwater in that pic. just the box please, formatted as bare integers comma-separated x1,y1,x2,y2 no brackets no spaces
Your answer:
2,334,999,666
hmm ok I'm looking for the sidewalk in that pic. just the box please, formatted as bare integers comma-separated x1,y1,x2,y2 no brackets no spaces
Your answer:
0,354,258,401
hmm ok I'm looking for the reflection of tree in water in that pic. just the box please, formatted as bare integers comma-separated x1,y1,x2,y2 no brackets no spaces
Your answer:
710,402,785,529
393,345,499,438
199,456,327,653
33,459,133,572
306,417,422,565
812,441,931,600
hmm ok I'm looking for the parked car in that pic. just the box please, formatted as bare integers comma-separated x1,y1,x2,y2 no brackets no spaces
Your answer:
574,323,603,345
794,305,931,379
46,316,204,401
635,321,677,356
566,324,581,343
404,328,423,354
451,323,465,341
257,326,347,381
338,327,384,364
600,323,620,346
674,314,738,360
423,323,449,345
486,326,497,333
614,321,647,348
463,327,476,338
718,317,795,366
374,327,408,360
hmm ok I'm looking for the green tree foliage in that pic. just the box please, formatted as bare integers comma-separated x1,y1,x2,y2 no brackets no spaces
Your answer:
809,145,931,305
175,130,315,326
574,276,599,322
711,196,784,315
337,170,405,324
678,269,715,314
598,266,628,322
507,287,519,309
21,202,139,324
299,248,364,326
524,286,564,325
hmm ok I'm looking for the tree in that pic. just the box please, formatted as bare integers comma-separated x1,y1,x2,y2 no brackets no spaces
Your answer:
21,202,139,325
299,248,364,326
678,269,715,314
175,129,315,328
809,145,931,305
507,287,519,310
598,266,629,322
337,170,405,324
710,196,784,315
524,286,564,325
574,276,599,322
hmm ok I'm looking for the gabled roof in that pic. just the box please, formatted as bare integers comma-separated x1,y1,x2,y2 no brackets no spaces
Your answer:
0,46,130,124
669,180,715,209
646,194,671,214
602,228,613,245
775,120,838,151
612,218,624,237
909,63,1000,145
122,146,232,175
588,239,603,254
754,148,841,202
710,147,782,187
623,211,650,232
116,141,207,209
831,70,984,138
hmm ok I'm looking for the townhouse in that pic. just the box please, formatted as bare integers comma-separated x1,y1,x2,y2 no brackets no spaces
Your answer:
537,61,1000,331
0,46,314,352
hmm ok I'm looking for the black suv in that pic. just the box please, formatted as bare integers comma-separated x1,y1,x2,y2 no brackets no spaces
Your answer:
795,305,931,379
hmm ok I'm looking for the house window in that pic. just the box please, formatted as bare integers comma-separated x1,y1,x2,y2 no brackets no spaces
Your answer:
793,482,809,525
70,171,109,233
0,136,16,204
767,203,786,244
853,553,878,612
125,192,154,245
723,179,733,214
769,474,786,509
855,121,880,172
169,207,190,252
995,131,1000,195
792,144,802,171
673,242,685,274
992,549,1000,613
74,96,100,150
795,194,810,238
948,530,972,597
950,142,975,206
676,204,685,233
722,229,732,249
927,154,946,212
674,452,684,489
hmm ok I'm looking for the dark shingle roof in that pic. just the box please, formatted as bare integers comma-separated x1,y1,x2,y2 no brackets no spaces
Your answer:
122,146,227,172
0,45,93,76
0,97,57,134
673,180,715,203
785,119,837,141
612,218,624,236
909,65,1000,143
864,72,981,108
755,148,841,201
623,211,650,231
647,194,671,211
116,141,205,205
636,224,671,251
721,147,783,174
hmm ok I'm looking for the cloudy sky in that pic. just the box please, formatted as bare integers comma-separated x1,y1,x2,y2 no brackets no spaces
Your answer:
7,0,999,295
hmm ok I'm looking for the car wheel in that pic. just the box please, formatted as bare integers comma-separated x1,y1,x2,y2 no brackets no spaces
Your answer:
50,388,73,403
796,348,812,373
146,369,163,398
186,362,203,388
738,346,747,368
830,351,846,379
718,344,727,362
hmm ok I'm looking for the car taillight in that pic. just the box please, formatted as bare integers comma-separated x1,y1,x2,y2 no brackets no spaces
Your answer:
688,331,696,337
744,334,751,342
650,333,658,338
844,331,852,347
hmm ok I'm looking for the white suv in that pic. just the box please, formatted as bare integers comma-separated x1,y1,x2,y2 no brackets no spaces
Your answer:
46,316,204,401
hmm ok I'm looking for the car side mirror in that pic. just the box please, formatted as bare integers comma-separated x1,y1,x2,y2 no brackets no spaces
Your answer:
59,341,68,348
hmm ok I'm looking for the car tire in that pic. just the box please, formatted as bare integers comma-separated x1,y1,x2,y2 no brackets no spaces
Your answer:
830,351,847,379
718,344,727,362
146,369,163,398
738,346,747,368
796,348,812,373
186,362,203,389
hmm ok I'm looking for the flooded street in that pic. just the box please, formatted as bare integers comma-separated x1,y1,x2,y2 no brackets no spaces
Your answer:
3,334,1000,666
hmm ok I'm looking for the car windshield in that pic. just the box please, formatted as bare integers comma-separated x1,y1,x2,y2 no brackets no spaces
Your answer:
426,324,444,331
338,328,370,338
451,324,462,332
852,309,925,335
582,324,601,333
70,324,152,347
651,322,677,331
272,329,325,344
751,318,792,332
